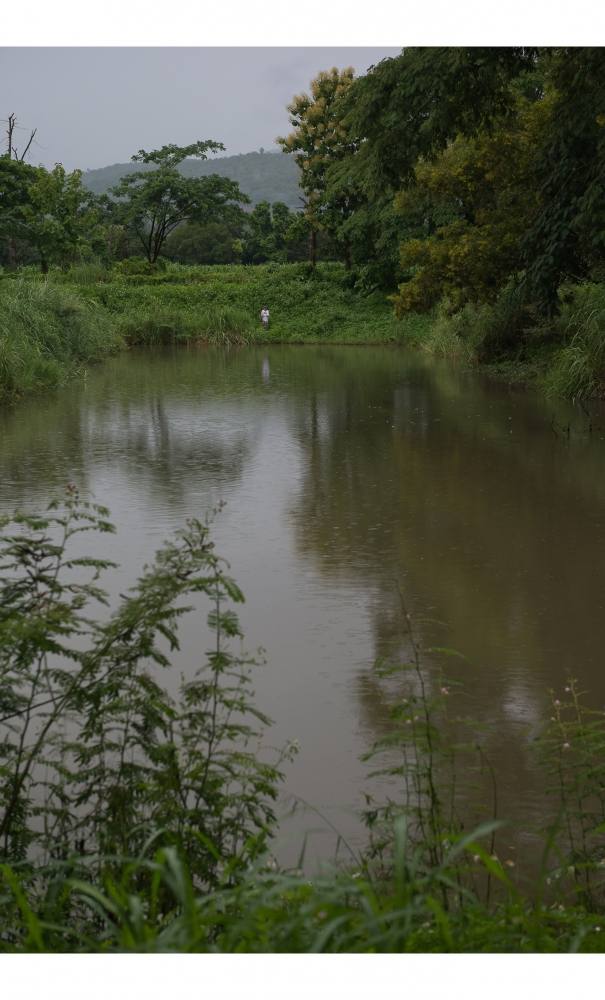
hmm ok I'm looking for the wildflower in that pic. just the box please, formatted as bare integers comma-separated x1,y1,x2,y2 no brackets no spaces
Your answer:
440,686,450,696
596,926,601,933
562,742,571,750
490,854,499,862
406,719,412,725
565,686,571,693
554,699,561,707
351,872,361,880
505,860,515,868
473,855,481,863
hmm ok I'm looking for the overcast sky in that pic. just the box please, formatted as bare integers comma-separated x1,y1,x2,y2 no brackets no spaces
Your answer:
0,47,400,171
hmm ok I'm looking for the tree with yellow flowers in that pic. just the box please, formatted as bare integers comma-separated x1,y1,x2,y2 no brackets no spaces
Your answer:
277,67,356,267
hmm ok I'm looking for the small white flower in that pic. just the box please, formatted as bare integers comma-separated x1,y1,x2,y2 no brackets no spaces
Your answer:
562,742,571,750
440,686,450,696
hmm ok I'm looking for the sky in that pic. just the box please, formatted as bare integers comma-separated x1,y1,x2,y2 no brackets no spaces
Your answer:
0,47,400,172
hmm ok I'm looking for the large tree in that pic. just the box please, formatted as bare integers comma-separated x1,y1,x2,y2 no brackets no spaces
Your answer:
277,68,357,267
110,142,249,264
25,164,100,272
1,159,98,272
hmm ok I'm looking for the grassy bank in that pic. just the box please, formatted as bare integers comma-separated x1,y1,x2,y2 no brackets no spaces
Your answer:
3,262,605,403
407,282,605,400
1,493,605,953
62,261,425,346
0,279,123,402
0,263,428,405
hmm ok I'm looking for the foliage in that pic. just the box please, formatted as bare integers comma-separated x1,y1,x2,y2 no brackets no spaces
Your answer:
108,143,249,264
277,67,357,265
0,279,121,402
542,283,605,400
1,159,100,273
340,47,536,193
0,491,286,883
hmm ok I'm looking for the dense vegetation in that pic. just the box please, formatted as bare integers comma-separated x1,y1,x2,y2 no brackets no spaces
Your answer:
1,492,605,952
0,262,422,402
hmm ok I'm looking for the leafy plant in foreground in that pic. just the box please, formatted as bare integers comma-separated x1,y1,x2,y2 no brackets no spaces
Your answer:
0,489,286,895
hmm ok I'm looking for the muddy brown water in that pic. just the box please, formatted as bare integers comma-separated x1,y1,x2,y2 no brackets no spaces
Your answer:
2,344,605,873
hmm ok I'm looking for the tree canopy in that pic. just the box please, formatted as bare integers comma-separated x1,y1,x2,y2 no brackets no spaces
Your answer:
109,141,250,264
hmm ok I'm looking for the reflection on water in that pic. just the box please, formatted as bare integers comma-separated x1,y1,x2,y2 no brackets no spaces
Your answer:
2,344,605,867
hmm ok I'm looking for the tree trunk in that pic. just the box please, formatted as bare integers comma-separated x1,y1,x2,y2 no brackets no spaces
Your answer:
40,256,48,275
309,227,317,268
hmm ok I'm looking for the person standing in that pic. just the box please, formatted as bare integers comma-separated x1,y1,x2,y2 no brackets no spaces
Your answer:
260,306,270,329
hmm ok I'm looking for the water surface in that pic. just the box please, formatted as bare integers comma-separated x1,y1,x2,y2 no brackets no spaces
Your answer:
2,344,605,869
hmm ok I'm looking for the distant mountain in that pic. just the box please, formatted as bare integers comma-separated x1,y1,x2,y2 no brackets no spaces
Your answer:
82,150,303,210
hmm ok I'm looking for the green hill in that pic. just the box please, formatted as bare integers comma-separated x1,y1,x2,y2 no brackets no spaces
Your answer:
82,150,302,209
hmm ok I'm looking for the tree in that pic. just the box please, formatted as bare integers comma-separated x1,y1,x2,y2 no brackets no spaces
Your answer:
21,164,100,273
110,142,249,264
392,90,551,313
164,219,243,264
342,48,537,193
277,67,357,266
1,113,39,268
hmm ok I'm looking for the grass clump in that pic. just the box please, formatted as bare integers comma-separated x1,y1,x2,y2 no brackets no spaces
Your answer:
542,284,605,400
0,279,122,403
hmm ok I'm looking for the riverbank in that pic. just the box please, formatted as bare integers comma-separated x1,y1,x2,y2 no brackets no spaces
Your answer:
0,262,425,403
404,282,605,401
0,279,123,403
2,262,604,404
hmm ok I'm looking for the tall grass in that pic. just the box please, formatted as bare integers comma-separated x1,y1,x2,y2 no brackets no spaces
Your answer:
0,279,122,403
68,262,407,345
542,284,605,400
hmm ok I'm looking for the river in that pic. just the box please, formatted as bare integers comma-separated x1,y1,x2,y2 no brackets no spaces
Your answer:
2,344,605,872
